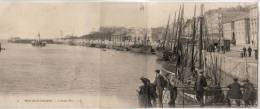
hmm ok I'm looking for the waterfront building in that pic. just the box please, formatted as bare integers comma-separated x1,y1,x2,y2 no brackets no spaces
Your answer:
151,27,165,41
222,4,258,46
127,27,151,44
223,22,233,41
205,9,221,40
233,16,250,45
99,26,128,33
223,15,250,45
249,4,258,48
205,6,249,41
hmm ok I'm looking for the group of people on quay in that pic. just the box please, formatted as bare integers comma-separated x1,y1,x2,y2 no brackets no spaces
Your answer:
137,69,257,108
206,42,257,60
137,70,177,108
242,46,257,59
226,78,256,107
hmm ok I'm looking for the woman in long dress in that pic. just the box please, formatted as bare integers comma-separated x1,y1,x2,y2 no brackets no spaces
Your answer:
137,77,152,108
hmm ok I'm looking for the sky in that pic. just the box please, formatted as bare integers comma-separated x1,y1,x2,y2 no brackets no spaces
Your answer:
0,1,255,39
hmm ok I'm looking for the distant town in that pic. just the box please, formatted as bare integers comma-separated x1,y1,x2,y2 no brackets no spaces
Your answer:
8,4,257,50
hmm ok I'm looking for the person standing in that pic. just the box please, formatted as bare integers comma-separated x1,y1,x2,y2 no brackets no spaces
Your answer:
242,79,256,107
168,80,178,107
243,47,247,57
195,70,207,107
226,78,242,107
154,69,167,107
254,49,258,60
148,81,157,107
137,77,152,108
248,46,252,57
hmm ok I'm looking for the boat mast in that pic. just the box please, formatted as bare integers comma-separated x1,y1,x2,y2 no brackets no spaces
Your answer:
176,4,185,80
170,12,177,51
173,6,182,52
177,4,184,65
144,30,147,46
199,4,204,69
191,5,197,72
38,33,41,41
163,15,171,49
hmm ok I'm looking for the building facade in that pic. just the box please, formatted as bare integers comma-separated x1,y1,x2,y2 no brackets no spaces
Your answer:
205,6,249,41
223,22,233,40
151,27,165,41
249,4,258,47
234,17,250,45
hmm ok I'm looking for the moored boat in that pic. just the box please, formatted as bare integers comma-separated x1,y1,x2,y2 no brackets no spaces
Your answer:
31,33,47,47
129,45,155,54
158,4,226,105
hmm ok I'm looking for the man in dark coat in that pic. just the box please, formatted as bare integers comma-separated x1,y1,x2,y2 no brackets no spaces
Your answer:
154,69,167,107
242,79,256,107
195,70,207,107
227,78,242,106
148,81,157,107
248,46,252,57
168,80,177,107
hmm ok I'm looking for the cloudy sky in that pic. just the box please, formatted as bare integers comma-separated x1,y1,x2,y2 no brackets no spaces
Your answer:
0,1,254,39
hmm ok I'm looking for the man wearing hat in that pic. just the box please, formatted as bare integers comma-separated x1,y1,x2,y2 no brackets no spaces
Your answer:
227,78,242,106
194,69,207,107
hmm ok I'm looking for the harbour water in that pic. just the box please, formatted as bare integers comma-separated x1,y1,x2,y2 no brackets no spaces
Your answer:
0,41,160,107
0,41,257,108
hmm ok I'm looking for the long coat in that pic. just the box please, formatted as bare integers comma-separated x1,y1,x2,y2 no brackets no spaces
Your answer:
138,85,152,107
242,82,256,102
149,83,158,100
227,82,242,99
195,75,207,93
168,84,177,107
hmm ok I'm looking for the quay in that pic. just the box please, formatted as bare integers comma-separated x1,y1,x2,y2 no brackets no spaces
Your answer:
160,66,257,108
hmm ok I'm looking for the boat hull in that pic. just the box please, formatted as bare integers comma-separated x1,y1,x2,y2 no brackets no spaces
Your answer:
31,41,47,47
129,46,154,54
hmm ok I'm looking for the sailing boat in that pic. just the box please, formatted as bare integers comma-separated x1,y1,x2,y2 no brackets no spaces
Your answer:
129,30,154,54
155,14,172,60
156,7,181,62
31,33,47,47
161,4,225,105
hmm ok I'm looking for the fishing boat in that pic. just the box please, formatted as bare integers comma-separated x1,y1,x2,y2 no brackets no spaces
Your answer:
90,44,96,48
156,12,178,60
129,33,155,54
160,4,225,105
31,33,47,47
129,45,153,54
